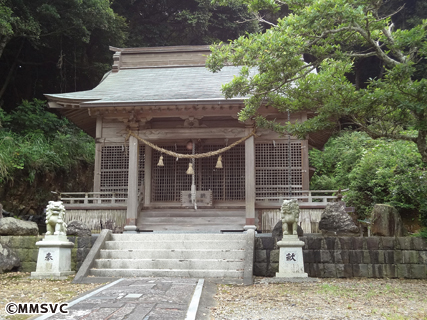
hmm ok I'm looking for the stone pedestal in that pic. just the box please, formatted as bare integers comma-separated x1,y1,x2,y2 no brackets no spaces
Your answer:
31,235,75,279
276,235,308,278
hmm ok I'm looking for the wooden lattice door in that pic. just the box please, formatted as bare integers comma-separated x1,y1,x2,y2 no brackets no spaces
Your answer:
151,144,245,203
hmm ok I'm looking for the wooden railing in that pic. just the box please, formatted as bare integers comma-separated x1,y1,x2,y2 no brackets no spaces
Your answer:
256,189,348,207
60,188,128,205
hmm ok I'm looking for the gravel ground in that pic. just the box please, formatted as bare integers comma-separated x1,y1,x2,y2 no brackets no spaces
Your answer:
0,272,103,320
211,278,427,320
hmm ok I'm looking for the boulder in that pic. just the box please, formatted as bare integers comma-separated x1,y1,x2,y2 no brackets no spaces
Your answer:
66,221,91,237
272,220,304,240
0,243,21,273
319,202,359,235
0,217,39,236
371,204,403,237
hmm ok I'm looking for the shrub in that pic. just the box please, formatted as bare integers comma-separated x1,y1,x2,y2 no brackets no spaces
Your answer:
310,131,427,225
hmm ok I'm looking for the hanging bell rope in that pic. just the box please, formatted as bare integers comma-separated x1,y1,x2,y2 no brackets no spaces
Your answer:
126,128,257,159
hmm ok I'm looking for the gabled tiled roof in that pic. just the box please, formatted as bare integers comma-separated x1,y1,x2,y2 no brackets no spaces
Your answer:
45,66,250,105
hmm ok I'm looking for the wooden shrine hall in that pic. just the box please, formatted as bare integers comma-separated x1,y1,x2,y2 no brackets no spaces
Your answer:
45,45,331,233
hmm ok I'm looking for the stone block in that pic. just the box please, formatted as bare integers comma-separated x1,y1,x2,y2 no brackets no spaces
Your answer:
381,237,396,250
397,237,412,250
308,263,321,277
299,236,308,249
371,264,384,278
261,237,275,250
303,250,313,263
15,249,29,262
338,237,353,250
409,264,427,279
335,264,352,278
394,250,403,263
412,238,427,251
255,238,263,250
383,264,396,278
267,263,279,277
255,250,267,263
376,250,385,264
369,251,381,264
362,250,371,264
340,251,350,264
343,264,353,277
21,262,36,272
383,250,394,264
419,251,427,264
397,264,410,278
306,236,322,250
321,263,336,278
366,237,380,250
320,238,328,250
349,250,363,264
334,250,343,264
253,263,268,276
29,249,38,262
313,250,321,263
402,250,418,264
21,236,39,249
353,237,365,250
9,236,22,248
76,248,90,263
270,249,280,263
304,263,309,274
353,264,369,277
319,250,332,263
325,237,337,250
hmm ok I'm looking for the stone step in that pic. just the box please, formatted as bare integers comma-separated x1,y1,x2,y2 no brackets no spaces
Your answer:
89,268,244,279
104,240,246,251
93,259,244,270
110,233,247,241
99,249,246,260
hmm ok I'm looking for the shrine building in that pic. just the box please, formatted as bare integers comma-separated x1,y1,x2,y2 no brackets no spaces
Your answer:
45,45,332,233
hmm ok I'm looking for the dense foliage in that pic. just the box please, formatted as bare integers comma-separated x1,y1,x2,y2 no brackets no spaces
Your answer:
310,131,427,226
207,0,427,163
0,99,94,185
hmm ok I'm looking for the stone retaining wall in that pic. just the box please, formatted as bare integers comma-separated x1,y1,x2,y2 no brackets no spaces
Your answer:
254,235,427,279
0,236,95,272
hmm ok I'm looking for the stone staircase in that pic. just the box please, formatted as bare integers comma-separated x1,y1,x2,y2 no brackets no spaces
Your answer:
74,231,254,284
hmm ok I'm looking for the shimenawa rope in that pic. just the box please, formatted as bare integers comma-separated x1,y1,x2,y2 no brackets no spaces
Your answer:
126,128,257,159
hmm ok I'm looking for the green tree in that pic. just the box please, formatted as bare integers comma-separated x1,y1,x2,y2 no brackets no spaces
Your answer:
0,0,127,107
112,0,259,47
207,0,427,163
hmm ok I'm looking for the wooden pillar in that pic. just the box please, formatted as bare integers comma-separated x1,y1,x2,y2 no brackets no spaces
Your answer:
93,116,103,193
124,135,139,232
144,145,152,207
301,140,309,191
244,127,256,230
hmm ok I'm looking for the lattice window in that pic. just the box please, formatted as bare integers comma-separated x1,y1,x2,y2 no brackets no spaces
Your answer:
100,144,145,201
255,142,302,201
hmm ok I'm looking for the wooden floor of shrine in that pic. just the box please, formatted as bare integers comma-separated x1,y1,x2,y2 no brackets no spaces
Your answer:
137,208,246,232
